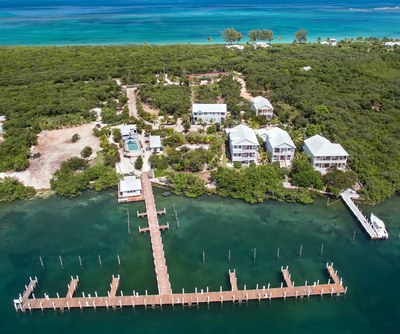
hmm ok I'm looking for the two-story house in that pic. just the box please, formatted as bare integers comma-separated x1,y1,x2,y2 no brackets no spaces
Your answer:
251,96,274,119
191,104,227,124
226,124,259,164
303,135,349,174
263,127,296,167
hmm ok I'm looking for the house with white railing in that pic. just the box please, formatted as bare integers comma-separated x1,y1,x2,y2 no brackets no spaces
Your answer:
262,127,296,168
303,135,349,174
226,124,259,164
251,96,274,119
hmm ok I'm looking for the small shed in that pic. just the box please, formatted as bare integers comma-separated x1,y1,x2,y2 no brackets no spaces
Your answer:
149,136,162,153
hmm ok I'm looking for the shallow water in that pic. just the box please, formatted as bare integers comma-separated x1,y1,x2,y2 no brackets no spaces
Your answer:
0,188,399,333
0,1,399,45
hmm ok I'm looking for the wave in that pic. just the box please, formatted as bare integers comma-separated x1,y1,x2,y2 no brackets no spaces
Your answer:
350,6,400,12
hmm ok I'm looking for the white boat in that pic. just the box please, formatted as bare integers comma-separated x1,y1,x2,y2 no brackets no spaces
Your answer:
370,213,389,239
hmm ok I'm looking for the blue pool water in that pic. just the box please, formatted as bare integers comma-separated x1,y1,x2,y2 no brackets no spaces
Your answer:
127,140,139,151
0,1,399,45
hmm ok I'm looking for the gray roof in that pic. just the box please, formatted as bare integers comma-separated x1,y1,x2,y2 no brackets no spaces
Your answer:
149,135,162,148
119,176,142,192
266,127,295,149
227,124,259,146
120,124,137,137
304,135,349,157
192,104,227,114
252,96,273,110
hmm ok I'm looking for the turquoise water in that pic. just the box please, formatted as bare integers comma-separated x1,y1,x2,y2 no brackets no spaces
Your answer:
0,1,399,45
0,188,399,333
127,140,139,151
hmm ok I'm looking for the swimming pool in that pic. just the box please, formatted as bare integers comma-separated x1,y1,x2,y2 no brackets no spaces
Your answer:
126,140,139,151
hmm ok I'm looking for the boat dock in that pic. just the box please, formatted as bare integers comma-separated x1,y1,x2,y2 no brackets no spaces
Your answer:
14,263,346,312
340,189,380,239
14,172,347,312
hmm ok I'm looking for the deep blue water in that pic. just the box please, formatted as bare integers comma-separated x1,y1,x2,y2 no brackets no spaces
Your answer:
0,0,399,45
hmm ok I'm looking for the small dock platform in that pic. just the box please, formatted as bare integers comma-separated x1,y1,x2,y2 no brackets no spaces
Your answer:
139,223,169,234
109,275,120,298
67,276,79,298
137,208,166,218
340,189,379,239
229,270,238,291
281,266,294,288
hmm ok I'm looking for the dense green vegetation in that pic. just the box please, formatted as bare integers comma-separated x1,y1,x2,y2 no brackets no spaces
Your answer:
167,173,205,198
0,43,399,202
50,157,119,197
0,177,36,202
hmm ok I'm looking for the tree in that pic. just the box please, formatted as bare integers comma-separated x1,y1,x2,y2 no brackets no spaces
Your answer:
0,177,36,202
248,30,259,42
295,29,308,44
80,146,93,158
207,37,212,43
71,133,80,143
259,29,273,42
135,155,143,170
167,173,205,198
112,127,121,143
323,169,358,196
290,155,324,189
222,28,242,44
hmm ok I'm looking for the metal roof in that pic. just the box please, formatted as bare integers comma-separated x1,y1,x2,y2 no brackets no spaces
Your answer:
304,135,349,157
119,176,142,193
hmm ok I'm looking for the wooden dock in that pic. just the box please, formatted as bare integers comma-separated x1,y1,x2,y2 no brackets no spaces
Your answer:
140,172,172,295
139,223,169,234
14,264,346,312
340,189,379,239
13,173,348,313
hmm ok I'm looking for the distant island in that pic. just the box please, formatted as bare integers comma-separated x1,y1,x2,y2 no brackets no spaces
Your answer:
0,39,399,205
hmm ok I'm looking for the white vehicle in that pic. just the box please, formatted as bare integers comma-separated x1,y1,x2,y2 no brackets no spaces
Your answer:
370,213,389,239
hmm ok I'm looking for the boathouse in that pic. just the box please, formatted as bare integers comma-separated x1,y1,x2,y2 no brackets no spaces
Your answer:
118,176,143,203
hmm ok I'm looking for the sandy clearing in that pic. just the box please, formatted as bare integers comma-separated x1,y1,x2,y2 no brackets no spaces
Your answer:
1,123,100,190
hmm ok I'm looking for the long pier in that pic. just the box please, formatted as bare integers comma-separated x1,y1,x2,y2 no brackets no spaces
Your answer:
340,189,379,239
14,173,348,312
14,264,346,312
141,172,172,295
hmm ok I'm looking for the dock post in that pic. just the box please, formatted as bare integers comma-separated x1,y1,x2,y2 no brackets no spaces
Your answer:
220,286,222,292
345,286,348,294
195,287,197,293
320,243,324,257
276,247,280,260
267,283,270,289
299,245,303,257
331,287,334,296
145,290,148,296
253,248,256,262
40,302,43,312
284,291,287,300
95,291,98,297
53,302,56,311
305,280,307,286
328,278,331,284
59,255,64,268
321,288,324,298
256,284,258,290
182,288,184,294
280,282,283,288
39,256,44,269
202,250,205,264
117,255,121,266
79,255,83,268
98,255,102,267
353,230,356,244
119,300,122,309
93,301,96,310
67,301,70,311
56,292,59,298
105,300,109,309
244,284,246,291
317,279,319,285
207,286,209,293
228,249,231,263
28,303,31,312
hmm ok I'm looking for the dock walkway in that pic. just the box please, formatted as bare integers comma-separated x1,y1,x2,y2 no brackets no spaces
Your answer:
141,172,172,295
340,189,378,239
16,264,346,312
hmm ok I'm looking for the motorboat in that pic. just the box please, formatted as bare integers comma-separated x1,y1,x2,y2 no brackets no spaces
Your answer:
370,213,389,239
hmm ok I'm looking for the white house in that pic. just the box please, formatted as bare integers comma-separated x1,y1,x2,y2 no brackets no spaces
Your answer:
118,176,143,203
0,115,6,135
251,96,274,119
226,124,259,164
191,104,227,124
149,135,162,153
264,127,296,167
303,135,349,173
384,41,400,47
302,66,312,71
120,124,137,140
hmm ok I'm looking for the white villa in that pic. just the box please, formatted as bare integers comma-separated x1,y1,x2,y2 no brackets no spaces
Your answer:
251,96,274,119
303,134,349,174
191,104,227,124
118,175,143,203
226,124,259,164
120,124,137,140
263,127,296,167
149,135,162,153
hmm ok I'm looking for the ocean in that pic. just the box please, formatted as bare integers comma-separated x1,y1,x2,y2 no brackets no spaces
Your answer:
0,188,399,333
0,0,399,45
